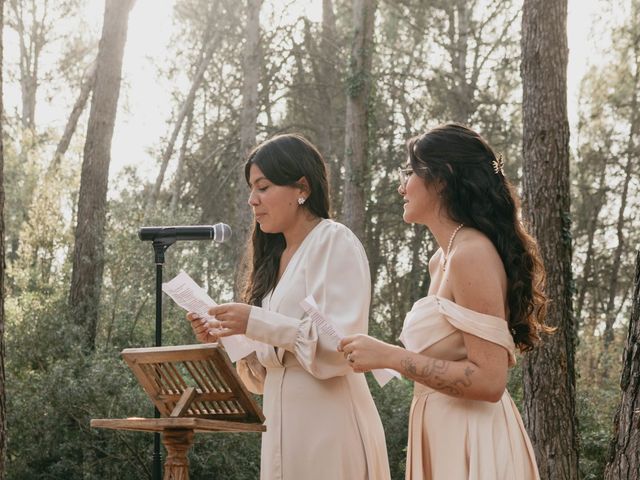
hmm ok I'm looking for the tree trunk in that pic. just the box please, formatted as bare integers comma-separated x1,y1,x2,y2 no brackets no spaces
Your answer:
9,0,50,131
321,0,340,213
604,250,640,479
169,105,194,214
304,0,340,214
47,59,97,174
147,34,219,211
575,153,608,321
448,0,473,124
602,46,639,356
233,0,262,296
520,1,580,479
0,0,7,474
341,0,377,241
601,153,634,348
69,0,135,351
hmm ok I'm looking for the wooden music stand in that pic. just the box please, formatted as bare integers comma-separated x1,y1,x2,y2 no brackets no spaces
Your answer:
91,344,265,479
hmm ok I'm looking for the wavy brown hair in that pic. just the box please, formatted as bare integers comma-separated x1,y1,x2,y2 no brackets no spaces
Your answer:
408,123,552,351
241,134,330,306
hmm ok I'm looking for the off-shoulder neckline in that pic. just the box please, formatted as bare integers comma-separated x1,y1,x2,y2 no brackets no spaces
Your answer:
414,295,507,323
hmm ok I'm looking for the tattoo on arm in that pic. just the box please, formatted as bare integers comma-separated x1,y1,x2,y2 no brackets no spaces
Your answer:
400,357,475,397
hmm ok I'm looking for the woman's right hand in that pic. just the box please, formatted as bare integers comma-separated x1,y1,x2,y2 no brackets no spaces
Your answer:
186,312,219,343
338,334,399,372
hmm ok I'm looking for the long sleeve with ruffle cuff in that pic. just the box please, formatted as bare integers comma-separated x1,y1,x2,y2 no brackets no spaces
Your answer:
246,306,300,350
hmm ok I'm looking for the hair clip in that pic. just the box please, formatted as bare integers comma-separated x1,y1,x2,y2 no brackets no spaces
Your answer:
492,153,505,176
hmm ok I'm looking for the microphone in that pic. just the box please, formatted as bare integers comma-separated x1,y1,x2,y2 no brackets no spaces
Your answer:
138,223,232,243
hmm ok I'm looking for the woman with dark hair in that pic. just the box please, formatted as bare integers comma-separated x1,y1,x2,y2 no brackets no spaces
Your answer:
339,124,550,479
187,133,390,480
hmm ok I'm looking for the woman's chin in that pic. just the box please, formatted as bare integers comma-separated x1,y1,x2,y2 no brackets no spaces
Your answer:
257,222,277,234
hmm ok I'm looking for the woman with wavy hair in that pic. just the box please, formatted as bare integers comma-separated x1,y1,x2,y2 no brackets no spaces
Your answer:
187,133,390,480
339,124,551,479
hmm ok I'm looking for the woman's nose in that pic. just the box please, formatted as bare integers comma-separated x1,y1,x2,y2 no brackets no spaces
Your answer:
248,191,258,206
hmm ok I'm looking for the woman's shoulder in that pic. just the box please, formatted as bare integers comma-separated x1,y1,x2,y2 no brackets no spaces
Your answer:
427,230,500,281
452,228,501,265
310,219,368,260
315,218,363,245
447,228,507,316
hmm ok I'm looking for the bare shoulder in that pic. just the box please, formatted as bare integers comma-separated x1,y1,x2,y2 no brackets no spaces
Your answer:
447,229,507,319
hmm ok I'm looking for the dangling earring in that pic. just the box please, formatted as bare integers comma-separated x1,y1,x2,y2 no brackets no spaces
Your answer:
298,197,306,205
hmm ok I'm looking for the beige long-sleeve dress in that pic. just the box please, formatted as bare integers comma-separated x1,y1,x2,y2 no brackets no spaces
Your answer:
236,219,390,480
399,295,540,480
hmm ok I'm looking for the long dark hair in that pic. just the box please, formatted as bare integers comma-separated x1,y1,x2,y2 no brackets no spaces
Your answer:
241,134,330,306
407,123,552,351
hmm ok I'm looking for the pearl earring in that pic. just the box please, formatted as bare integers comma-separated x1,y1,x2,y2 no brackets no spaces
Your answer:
298,197,306,205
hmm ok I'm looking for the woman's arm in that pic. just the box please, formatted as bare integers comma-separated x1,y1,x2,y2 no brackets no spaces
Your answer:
340,236,511,402
339,333,507,402
208,223,372,379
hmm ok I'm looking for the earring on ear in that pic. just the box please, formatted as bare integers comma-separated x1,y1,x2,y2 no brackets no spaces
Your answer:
298,197,306,205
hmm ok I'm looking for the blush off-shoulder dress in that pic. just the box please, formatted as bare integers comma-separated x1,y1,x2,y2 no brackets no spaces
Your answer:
236,219,391,480
399,295,540,480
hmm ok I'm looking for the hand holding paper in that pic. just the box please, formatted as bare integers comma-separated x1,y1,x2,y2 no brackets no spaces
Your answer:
207,303,252,337
300,295,401,387
162,271,259,362
186,312,219,343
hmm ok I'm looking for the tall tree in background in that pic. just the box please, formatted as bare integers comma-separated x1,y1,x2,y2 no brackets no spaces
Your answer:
234,0,262,294
146,31,220,212
341,0,376,240
47,60,97,174
520,0,580,478
445,0,473,124
303,0,341,212
599,8,639,363
604,250,640,479
571,1,640,394
0,0,6,475
7,0,48,131
239,0,262,161
69,0,135,351
5,0,81,261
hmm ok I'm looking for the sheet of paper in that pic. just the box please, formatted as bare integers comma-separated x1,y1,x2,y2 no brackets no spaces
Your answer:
300,295,400,387
371,368,402,387
300,295,343,350
162,270,258,362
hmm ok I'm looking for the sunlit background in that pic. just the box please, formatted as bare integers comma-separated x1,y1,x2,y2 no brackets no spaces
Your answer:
3,0,611,184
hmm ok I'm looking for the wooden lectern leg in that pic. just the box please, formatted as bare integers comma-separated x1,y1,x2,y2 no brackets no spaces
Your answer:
162,429,195,480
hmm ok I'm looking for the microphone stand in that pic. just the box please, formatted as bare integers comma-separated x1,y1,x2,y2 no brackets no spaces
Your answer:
150,236,176,480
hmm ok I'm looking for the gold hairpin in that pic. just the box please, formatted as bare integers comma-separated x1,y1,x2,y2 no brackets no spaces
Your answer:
492,153,505,176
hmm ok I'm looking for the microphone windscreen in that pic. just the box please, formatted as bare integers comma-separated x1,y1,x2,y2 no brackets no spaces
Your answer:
214,223,232,243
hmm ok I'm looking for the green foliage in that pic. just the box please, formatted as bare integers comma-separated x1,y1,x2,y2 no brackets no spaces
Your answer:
577,379,620,480
506,361,523,409
7,353,150,479
188,433,261,479
368,375,413,479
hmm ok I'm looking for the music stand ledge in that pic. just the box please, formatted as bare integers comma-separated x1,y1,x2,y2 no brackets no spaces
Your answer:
91,344,265,479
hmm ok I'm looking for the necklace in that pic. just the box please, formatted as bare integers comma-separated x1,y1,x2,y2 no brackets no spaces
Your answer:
441,223,464,271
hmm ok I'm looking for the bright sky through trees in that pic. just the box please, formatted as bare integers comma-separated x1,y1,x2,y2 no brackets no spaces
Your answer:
2,0,604,184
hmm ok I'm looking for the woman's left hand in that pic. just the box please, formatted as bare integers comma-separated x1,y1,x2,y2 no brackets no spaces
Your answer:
338,334,397,373
208,303,251,337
